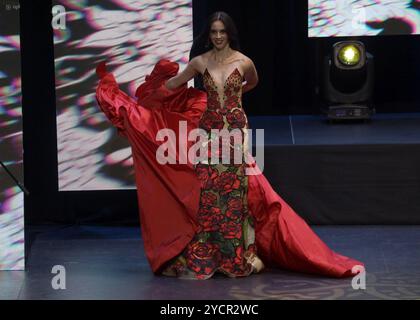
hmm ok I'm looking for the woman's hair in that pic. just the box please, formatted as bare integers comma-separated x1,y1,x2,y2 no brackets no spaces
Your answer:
189,11,241,60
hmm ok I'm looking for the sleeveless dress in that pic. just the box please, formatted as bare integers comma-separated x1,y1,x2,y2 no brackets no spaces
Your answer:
95,59,364,280
161,66,258,279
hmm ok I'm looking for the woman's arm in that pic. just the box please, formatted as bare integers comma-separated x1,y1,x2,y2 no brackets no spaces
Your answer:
242,58,259,94
165,57,200,90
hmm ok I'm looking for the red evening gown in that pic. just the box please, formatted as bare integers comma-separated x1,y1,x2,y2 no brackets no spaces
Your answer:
95,59,364,279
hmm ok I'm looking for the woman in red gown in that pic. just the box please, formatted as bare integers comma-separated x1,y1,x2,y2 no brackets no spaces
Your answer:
96,11,364,280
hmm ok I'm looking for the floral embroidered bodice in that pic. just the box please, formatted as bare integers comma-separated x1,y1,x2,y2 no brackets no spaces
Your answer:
203,67,243,109
199,67,248,133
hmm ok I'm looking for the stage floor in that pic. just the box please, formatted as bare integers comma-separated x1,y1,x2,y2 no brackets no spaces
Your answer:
2,225,420,300
248,112,420,145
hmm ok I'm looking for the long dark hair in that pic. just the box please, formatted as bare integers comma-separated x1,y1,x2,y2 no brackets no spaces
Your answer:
189,11,241,60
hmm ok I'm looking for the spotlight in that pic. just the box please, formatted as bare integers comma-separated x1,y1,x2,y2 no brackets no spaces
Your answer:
337,44,362,67
322,41,375,121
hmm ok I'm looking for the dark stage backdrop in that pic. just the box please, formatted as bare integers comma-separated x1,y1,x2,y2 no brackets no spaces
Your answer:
20,0,420,226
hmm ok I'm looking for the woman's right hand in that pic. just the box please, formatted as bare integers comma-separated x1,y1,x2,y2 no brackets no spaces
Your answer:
164,78,175,90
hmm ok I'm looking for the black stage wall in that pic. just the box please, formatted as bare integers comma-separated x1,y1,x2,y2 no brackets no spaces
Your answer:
20,0,420,226
262,144,420,224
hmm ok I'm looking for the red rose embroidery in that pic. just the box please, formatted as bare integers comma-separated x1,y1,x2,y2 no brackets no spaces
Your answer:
200,192,217,207
226,109,246,129
219,108,228,116
225,93,239,110
215,172,241,195
226,197,243,220
234,246,244,265
207,92,221,111
195,164,219,189
189,241,217,260
196,166,209,182
199,111,224,132
186,241,218,275
221,258,234,271
221,220,242,239
198,206,223,231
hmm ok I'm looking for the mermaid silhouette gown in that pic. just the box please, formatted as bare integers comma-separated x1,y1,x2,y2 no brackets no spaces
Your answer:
95,59,364,279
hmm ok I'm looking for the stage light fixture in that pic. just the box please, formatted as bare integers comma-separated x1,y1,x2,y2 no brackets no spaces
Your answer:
322,40,374,121
338,44,361,66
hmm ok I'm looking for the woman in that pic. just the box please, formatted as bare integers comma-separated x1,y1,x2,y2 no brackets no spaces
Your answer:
96,11,363,280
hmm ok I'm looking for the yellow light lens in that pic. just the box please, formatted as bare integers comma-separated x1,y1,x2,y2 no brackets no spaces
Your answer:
338,45,361,66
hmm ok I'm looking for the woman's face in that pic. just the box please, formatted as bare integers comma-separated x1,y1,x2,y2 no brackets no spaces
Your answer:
209,20,229,50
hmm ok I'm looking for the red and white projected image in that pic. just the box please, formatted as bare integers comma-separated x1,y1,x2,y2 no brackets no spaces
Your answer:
309,0,420,37
54,0,193,190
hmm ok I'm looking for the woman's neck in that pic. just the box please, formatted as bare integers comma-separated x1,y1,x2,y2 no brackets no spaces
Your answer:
211,46,234,64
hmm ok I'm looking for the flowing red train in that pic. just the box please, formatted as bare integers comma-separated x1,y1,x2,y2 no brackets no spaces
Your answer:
95,59,363,278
